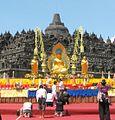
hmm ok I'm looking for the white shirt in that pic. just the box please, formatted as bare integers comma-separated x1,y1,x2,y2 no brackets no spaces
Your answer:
59,81,64,90
46,93,54,102
23,102,32,110
52,84,57,94
36,88,47,102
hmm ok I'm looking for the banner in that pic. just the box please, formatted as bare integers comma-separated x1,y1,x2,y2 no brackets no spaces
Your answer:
1,90,28,97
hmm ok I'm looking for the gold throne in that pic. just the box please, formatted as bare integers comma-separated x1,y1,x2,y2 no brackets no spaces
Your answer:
48,43,70,76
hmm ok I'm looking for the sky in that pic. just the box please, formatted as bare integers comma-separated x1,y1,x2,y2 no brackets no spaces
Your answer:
0,0,115,41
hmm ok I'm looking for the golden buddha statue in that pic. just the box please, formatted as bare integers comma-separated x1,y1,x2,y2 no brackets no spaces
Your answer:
31,56,38,76
81,56,88,76
51,49,68,74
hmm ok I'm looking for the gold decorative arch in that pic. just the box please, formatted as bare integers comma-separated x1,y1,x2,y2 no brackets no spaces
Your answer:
52,43,66,55
48,43,70,73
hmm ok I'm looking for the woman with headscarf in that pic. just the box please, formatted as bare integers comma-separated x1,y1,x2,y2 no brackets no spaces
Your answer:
97,79,111,120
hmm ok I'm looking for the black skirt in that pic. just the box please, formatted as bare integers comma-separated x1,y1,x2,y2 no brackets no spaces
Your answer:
56,101,64,112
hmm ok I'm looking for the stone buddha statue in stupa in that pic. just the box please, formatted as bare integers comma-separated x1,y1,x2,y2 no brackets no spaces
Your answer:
51,49,68,74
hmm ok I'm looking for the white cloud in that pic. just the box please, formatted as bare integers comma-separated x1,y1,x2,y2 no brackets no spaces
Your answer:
110,36,115,42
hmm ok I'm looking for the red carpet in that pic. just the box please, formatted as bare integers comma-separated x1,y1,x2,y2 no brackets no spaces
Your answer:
0,103,115,120
2,114,115,120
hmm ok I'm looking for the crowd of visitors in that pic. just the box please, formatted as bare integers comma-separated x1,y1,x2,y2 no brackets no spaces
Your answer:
36,79,70,118
16,78,70,119
15,78,112,120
